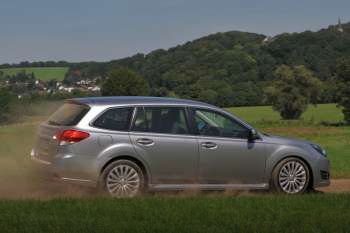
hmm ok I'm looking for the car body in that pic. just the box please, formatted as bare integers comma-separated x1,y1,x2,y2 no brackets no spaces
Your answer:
31,96,330,196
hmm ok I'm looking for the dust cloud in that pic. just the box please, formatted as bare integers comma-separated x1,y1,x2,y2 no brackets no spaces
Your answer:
0,101,96,200
0,155,260,199
0,153,348,199
0,156,97,200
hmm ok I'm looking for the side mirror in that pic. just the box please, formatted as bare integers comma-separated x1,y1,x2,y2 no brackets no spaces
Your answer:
248,129,259,141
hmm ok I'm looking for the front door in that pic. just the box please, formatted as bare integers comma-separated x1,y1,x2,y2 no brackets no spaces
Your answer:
191,108,267,185
129,106,198,184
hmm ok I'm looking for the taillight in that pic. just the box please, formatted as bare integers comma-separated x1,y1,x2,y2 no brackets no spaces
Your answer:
55,130,90,145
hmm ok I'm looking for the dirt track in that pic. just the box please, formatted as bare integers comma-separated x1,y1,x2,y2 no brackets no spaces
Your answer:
0,175,349,200
318,179,350,193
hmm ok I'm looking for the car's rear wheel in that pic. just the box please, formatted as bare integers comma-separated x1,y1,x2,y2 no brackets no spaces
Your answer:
100,160,145,197
272,157,310,194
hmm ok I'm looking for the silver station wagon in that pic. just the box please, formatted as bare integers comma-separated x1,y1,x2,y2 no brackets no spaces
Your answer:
31,96,330,196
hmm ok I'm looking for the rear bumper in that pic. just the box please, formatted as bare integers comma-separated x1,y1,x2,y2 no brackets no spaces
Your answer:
30,149,97,187
31,149,52,165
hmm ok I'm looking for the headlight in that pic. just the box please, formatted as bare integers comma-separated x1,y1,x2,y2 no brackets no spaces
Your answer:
310,143,327,157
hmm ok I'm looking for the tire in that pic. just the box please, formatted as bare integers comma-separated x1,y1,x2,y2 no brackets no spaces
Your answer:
99,159,145,197
271,157,310,194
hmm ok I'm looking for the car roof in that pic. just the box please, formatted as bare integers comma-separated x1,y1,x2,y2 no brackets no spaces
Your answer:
70,96,216,108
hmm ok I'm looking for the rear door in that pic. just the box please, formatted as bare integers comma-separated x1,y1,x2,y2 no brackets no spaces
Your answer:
34,102,90,162
129,106,198,184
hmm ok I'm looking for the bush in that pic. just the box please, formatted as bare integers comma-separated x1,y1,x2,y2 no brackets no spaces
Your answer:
101,68,149,96
0,88,16,123
265,65,322,120
336,57,350,123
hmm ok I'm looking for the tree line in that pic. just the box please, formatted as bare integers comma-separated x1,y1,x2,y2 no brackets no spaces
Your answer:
100,57,350,123
1,21,350,123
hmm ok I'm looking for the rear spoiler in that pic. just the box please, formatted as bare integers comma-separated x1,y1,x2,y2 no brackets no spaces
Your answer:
65,99,90,108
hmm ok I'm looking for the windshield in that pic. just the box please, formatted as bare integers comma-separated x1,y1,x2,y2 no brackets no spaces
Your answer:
47,103,90,126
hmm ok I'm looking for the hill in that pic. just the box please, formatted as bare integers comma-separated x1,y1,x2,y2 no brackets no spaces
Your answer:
0,67,68,81
1,21,350,106
63,21,350,107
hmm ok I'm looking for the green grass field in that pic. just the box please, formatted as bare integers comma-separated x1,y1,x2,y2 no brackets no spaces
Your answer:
0,195,350,233
226,103,343,127
0,67,68,81
226,104,350,178
0,102,349,232
0,102,348,181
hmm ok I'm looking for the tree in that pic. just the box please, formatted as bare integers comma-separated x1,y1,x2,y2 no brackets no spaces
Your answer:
336,57,350,123
0,88,15,123
198,89,218,105
265,65,322,120
101,68,149,96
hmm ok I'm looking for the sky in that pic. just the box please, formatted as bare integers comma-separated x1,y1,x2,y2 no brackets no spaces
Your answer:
1,0,349,64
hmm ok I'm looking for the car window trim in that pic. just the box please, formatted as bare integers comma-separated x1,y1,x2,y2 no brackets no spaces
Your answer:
130,106,146,132
185,106,198,135
129,106,140,131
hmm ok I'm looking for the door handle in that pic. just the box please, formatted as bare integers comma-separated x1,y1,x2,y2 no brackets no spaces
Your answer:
201,142,217,149
136,138,154,146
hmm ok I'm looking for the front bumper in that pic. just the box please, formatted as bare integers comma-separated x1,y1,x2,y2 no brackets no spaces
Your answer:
312,156,331,188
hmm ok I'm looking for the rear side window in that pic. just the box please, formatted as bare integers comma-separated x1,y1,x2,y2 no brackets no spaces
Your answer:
132,107,189,135
47,103,90,126
93,107,133,131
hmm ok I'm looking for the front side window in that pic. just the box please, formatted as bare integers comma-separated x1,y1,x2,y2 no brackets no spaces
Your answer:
193,108,249,139
93,107,133,131
132,107,189,135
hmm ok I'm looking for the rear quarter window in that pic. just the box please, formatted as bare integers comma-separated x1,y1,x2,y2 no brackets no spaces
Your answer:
47,103,90,126
92,107,133,131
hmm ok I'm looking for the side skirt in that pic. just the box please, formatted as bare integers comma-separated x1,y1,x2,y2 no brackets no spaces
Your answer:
148,183,269,191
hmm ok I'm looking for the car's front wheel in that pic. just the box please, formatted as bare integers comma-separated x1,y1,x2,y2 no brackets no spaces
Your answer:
272,157,310,194
100,160,145,197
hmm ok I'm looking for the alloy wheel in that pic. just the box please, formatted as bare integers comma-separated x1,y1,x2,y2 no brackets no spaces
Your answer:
278,161,308,194
106,164,141,197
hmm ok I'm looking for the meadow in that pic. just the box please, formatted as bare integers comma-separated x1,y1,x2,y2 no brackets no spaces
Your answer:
0,67,68,81
0,103,348,190
227,103,343,127
0,195,350,233
0,102,349,232
226,103,350,178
